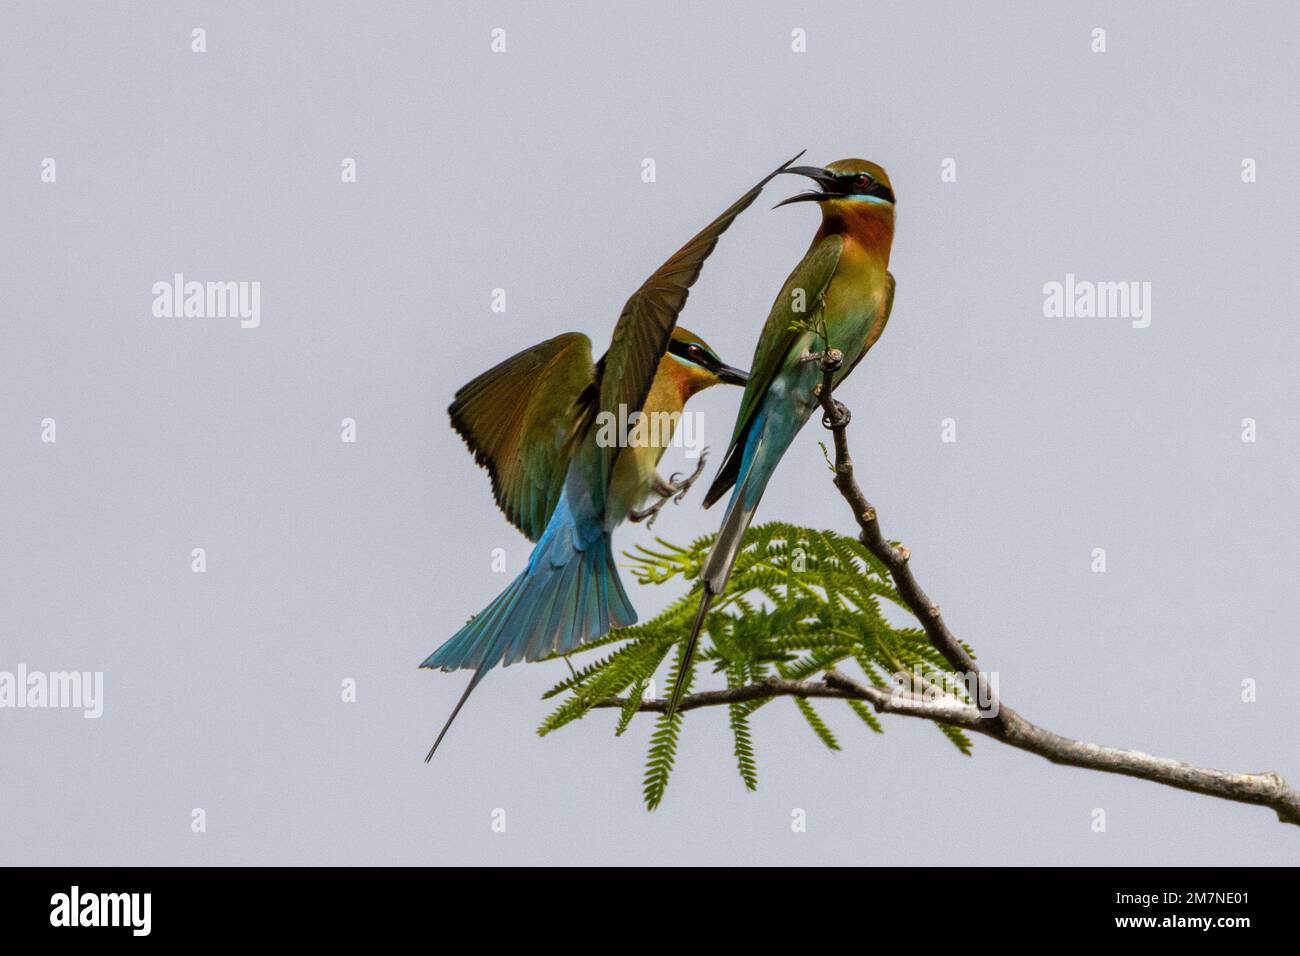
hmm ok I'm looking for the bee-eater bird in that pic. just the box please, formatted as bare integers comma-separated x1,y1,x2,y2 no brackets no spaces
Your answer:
666,159,898,721
421,153,804,759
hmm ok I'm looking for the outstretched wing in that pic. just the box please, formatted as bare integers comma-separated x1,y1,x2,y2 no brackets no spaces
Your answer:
449,333,597,541
592,151,807,486
702,234,844,507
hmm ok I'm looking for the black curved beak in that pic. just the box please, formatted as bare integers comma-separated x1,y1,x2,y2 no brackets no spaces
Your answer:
716,363,749,386
774,165,836,208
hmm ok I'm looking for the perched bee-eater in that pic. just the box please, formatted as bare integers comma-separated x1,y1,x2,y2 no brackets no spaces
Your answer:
667,159,898,720
421,154,804,759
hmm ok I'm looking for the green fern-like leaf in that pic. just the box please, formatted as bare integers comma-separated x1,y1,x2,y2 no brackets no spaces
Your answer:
535,521,978,804
726,663,758,790
936,722,974,756
616,679,648,736
845,698,884,734
729,702,758,790
793,696,841,751
643,645,694,810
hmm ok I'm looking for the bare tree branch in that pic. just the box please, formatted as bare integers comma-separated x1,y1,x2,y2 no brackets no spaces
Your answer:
600,349,1300,826
595,669,1300,824
811,348,1001,721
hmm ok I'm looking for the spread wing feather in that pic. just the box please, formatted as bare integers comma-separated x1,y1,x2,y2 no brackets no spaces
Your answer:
449,333,597,541
592,151,807,485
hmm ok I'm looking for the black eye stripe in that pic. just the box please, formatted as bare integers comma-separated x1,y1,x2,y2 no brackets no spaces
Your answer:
667,340,718,368
827,173,895,203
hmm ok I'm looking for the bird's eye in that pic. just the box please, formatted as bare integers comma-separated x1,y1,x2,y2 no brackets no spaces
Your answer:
853,173,873,189
687,344,704,360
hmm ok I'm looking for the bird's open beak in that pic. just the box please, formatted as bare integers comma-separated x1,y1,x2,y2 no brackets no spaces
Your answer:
773,165,836,208
716,363,749,386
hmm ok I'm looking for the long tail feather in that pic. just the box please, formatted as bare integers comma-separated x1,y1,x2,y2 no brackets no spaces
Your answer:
420,500,636,758
668,421,783,721
425,667,489,762
665,590,714,722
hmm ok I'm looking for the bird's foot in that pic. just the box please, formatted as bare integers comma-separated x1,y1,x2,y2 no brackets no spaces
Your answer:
629,496,670,528
632,450,710,527
668,450,710,503
821,400,851,429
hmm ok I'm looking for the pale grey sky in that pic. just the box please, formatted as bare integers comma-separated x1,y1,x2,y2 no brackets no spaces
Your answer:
2,1,1297,864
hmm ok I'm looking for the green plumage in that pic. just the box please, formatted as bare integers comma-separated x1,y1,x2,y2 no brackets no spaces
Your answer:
705,234,845,506
426,152,806,760
450,151,808,533
448,332,596,541
589,152,808,504
671,157,900,723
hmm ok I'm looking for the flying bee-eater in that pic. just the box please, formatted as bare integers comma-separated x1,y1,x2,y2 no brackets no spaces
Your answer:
421,152,805,759
666,158,898,721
